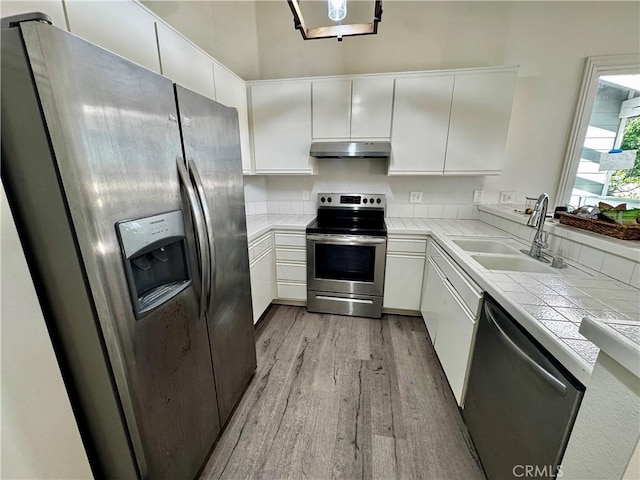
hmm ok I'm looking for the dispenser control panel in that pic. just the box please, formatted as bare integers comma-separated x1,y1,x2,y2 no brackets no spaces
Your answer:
116,210,191,319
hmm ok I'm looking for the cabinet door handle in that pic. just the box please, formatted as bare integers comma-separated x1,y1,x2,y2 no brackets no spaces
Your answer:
484,302,567,397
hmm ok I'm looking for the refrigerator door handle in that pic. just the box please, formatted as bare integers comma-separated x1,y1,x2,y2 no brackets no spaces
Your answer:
187,158,216,309
177,156,210,322
484,301,568,396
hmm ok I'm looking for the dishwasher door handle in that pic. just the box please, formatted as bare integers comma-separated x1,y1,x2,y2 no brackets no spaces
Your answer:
484,302,568,397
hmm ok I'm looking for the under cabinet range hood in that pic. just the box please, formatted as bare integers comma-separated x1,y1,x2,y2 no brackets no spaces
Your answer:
310,141,391,158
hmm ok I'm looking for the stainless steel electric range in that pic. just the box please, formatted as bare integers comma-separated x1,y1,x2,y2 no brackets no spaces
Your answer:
306,193,387,318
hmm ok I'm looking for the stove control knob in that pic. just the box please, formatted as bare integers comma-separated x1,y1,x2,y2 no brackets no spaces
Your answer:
327,197,332,203
370,197,375,204
321,197,326,203
376,198,381,204
363,198,368,204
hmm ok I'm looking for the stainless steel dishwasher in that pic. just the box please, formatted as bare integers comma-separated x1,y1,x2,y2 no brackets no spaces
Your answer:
463,295,585,480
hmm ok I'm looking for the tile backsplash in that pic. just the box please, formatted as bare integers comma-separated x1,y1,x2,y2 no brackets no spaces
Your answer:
245,201,480,220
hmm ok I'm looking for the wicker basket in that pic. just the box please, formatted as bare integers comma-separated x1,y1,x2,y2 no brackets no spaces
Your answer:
557,212,640,240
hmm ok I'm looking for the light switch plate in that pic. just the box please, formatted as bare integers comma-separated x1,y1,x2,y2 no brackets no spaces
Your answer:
472,190,483,203
410,192,423,203
302,190,310,201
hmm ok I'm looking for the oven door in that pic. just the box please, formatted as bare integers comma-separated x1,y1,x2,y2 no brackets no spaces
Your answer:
306,234,387,296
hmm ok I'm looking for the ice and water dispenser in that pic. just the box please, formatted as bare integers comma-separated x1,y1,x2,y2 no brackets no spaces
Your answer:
117,210,191,319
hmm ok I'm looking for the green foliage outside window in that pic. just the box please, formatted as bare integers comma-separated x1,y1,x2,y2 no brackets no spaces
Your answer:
607,117,640,199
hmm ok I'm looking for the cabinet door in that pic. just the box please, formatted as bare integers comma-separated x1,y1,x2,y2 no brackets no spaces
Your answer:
312,79,351,139
390,75,454,174
65,1,160,73
156,22,215,100
420,257,446,344
351,77,394,139
214,62,252,174
444,71,517,174
383,254,425,310
250,249,275,323
2,1,67,30
434,280,477,406
251,81,313,174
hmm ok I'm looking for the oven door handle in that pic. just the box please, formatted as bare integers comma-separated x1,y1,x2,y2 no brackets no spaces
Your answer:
306,234,387,245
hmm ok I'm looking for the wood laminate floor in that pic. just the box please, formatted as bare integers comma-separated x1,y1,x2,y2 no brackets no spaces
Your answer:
201,305,485,480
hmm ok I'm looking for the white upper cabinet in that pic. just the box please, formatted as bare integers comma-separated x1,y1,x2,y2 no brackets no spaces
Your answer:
351,77,394,139
390,68,517,175
312,80,352,139
65,1,160,73
155,22,215,100
444,70,517,174
213,63,252,174
1,1,67,30
250,81,314,175
390,75,454,175
312,77,394,140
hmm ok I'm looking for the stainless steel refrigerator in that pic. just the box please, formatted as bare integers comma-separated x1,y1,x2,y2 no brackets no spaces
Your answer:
1,15,256,479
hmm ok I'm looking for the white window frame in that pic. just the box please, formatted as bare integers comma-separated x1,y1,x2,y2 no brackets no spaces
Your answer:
555,54,640,205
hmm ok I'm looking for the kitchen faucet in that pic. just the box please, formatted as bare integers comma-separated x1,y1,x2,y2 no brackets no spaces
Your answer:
522,193,550,262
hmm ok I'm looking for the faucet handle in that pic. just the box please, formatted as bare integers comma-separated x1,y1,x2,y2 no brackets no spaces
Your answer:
540,231,549,248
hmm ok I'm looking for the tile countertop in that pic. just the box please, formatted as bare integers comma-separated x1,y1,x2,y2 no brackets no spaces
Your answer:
245,214,640,385
386,217,640,386
246,214,315,241
580,317,640,378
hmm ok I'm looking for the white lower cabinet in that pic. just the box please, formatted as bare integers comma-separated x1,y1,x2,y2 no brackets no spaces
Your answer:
424,240,483,407
250,249,275,324
383,235,427,311
420,256,446,343
434,280,478,405
249,233,275,323
274,231,307,301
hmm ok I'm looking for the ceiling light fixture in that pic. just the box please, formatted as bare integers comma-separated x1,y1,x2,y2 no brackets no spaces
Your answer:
287,0,383,42
327,0,347,22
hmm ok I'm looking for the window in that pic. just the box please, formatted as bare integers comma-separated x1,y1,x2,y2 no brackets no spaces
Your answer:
556,55,640,208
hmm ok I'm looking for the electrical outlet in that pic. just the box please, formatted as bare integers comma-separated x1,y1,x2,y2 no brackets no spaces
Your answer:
499,191,515,204
472,190,483,203
409,191,423,203
302,190,310,201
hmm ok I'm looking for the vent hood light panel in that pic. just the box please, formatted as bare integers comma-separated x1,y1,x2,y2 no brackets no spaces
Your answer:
310,141,391,158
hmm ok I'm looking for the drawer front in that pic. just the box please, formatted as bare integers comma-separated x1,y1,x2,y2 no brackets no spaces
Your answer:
277,282,307,300
252,234,273,258
387,236,427,254
275,232,306,247
276,248,306,263
276,263,306,282
431,242,482,317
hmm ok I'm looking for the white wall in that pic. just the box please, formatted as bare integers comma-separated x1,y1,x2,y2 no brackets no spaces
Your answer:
1,188,93,479
264,159,483,205
561,351,640,479
152,1,639,210
142,0,260,80
251,1,640,207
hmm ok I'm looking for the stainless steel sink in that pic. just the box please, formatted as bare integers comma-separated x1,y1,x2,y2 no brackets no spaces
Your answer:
452,238,520,255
